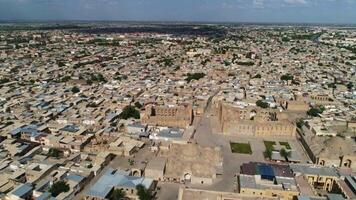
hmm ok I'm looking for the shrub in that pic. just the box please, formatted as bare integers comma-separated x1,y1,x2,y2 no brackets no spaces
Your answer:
109,189,126,200
71,86,80,93
256,100,269,108
253,74,261,79
135,102,143,109
48,148,60,158
49,181,69,197
281,74,294,81
136,184,152,200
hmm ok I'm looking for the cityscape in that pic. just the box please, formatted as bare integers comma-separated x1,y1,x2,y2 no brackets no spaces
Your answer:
0,1,356,200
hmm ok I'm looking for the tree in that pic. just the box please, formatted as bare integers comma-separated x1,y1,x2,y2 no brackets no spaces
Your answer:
134,102,143,109
0,78,10,84
108,189,126,200
296,119,304,129
253,74,261,79
119,106,140,119
307,106,325,117
327,83,336,89
347,82,353,90
128,159,134,166
264,149,272,159
256,100,269,109
136,184,152,200
223,60,231,66
281,74,294,81
49,181,69,197
71,86,80,93
280,148,291,158
57,61,66,67
48,148,60,158
185,73,205,83
86,79,93,85
60,76,71,82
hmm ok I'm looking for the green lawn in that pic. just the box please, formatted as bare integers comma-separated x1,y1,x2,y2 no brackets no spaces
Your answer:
263,141,276,151
279,142,291,150
230,142,252,154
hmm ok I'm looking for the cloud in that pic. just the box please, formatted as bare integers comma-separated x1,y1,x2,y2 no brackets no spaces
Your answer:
1,0,356,23
253,0,265,8
283,0,307,4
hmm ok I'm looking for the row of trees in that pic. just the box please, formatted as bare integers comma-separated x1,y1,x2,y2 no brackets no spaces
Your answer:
108,185,152,200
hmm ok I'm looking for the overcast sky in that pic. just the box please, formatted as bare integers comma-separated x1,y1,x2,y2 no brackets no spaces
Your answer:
0,0,356,24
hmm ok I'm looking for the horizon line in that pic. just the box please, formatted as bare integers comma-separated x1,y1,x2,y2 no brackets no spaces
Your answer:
1,19,356,27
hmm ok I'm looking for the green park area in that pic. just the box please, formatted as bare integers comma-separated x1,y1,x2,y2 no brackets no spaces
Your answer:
230,142,252,154
263,141,276,158
279,141,291,150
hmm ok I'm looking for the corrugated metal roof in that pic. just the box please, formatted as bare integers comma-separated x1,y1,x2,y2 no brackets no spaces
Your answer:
86,168,153,198
10,183,33,198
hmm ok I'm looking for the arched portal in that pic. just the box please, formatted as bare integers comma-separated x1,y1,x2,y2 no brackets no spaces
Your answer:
184,173,191,182
343,159,352,168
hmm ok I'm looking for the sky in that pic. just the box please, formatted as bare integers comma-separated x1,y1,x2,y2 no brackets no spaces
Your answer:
0,0,356,24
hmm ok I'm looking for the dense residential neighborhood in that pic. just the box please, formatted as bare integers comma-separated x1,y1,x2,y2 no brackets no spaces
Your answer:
0,23,355,200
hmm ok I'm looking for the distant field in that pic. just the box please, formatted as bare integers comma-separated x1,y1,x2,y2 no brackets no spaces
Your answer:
230,142,252,154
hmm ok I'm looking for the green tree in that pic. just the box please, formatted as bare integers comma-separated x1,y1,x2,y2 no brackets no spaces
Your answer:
86,79,93,85
223,60,231,66
49,181,69,197
280,148,291,158
48,148,60,158
281,74,294,81
327,83,336,89
253,74,261,79
71,86,80,93
60,76,71,82
256,100,269,109
307,106,325,117
119,106,140,119
108,189,126,200
57,61,66,67
134,102,143,109
185,73,205,83
0,78,10,84
296,119,304,129
128,159,134,166
347,82,353,90
136,184,152,200
264,149,272,159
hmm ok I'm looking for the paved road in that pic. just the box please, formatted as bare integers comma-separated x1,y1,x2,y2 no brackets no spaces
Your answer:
193,93,241,192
